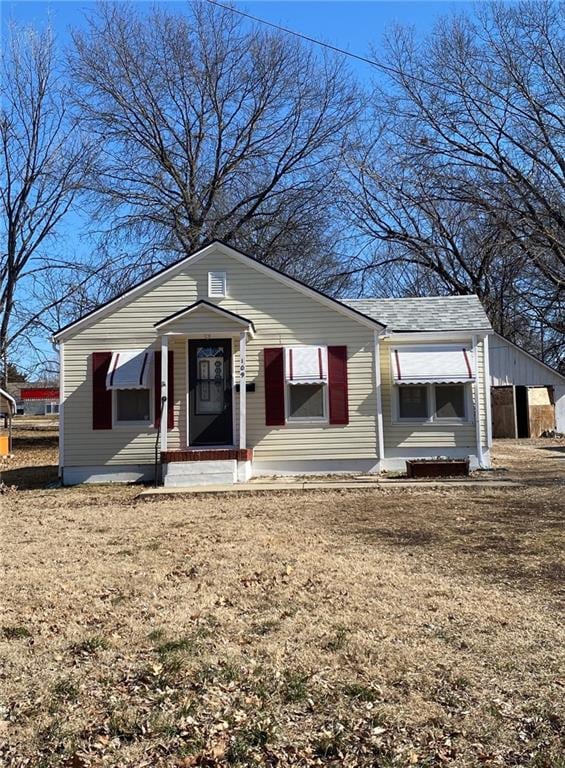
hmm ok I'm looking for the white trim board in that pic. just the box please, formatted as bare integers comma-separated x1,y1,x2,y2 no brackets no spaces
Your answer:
53,242,385,342
384,330,494,342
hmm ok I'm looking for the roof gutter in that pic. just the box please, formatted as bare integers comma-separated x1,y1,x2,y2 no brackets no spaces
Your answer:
382,329,494,342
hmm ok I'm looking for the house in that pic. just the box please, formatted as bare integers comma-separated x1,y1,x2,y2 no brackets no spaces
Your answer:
19,384,60,416
488,333,565,437
6,382,60,416
53,241,493,486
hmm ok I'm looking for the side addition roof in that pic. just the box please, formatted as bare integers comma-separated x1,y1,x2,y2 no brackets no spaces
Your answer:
345,295,492,333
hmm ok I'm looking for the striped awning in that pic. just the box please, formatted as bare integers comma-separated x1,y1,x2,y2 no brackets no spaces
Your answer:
392,346,475,384
106,350,153,390
285,346,328,384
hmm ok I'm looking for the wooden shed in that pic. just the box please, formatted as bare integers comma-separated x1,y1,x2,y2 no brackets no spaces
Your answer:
489,334,565,438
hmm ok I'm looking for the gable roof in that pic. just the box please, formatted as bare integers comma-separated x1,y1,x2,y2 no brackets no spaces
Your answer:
155,300,256,335
53,241,384,342
345,295,492,333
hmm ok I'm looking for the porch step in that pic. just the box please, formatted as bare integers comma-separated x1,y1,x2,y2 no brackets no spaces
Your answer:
162,459,237,487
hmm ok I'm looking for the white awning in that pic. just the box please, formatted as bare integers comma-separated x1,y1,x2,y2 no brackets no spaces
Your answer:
392,346,475,384
106,350,153,390
285,346,328,384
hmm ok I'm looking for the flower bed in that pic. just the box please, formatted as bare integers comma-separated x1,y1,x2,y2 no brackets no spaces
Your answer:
406,458,470,478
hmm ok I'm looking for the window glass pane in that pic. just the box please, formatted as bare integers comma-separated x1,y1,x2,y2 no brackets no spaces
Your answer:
398,385,428,419
117,389,150,421
435,384,465,418
288,384,324,419
196,346,224,414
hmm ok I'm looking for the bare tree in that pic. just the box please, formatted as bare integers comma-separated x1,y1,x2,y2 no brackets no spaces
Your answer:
347,0,564,368
70,1,359,292
0,23,94,385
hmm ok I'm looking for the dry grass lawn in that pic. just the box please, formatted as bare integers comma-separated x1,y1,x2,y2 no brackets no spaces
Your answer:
0,432,564,767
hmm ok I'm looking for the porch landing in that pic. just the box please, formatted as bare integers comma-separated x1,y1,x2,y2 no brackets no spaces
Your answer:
161,448,253,487
162,448,253,462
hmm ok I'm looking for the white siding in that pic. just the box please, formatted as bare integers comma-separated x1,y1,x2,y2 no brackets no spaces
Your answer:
489,334,565,432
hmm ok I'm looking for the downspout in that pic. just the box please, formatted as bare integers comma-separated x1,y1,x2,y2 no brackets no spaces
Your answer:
373,330,385,469
483,334,493,455
153,395,166,488
473,334,485,468
58,342,64,480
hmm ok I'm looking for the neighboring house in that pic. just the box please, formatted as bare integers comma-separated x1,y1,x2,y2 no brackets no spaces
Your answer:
53,241,493,486
489,333,565,437
10,384,60,416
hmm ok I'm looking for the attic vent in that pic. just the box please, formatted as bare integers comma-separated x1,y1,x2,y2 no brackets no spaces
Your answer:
208,271,227,298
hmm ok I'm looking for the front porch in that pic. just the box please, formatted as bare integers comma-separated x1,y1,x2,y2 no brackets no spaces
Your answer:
155,301,255,486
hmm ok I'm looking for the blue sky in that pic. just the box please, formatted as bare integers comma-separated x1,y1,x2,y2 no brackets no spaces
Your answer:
5,1,469,83
2,0,472,373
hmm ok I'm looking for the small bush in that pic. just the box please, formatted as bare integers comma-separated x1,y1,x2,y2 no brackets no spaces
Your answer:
2,625,32,640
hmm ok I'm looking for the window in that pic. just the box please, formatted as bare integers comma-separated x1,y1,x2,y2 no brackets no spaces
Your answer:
288,383,325,420
115,389,151,424
398,385,428,419
395,383,469,422
284,345,328,422
195,345,225,415
45,402,59,415
208,271,227,298
435,384,465,419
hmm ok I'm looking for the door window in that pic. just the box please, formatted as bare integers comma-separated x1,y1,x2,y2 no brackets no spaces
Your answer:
196,346,225,415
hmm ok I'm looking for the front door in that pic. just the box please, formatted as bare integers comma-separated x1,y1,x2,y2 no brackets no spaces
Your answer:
188,339,233,446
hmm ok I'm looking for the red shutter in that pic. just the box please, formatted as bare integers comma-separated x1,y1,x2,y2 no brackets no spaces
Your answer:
328,346,349,425
264,347,285,426
92,352,112,430
154,351,174,429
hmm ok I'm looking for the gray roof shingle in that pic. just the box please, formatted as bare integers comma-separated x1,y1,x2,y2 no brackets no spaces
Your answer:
344,295,492,332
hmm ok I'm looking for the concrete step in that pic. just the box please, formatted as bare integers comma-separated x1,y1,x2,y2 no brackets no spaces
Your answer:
164,472,236,487
162,459,237,487
164,459,236,476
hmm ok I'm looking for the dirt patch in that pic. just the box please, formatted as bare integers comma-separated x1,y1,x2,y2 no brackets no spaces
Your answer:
0,438,564,767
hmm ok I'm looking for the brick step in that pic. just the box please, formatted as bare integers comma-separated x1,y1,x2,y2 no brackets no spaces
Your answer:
162,448,252,463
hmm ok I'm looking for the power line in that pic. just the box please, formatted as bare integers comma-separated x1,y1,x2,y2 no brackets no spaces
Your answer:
204,0,383,70
203,0,459,95
204,0,388,72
